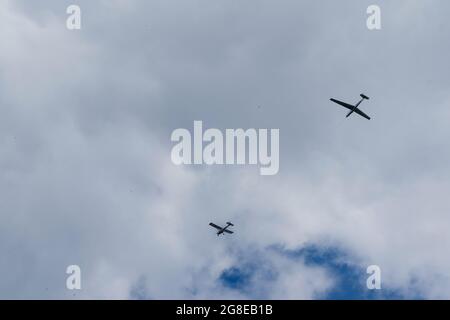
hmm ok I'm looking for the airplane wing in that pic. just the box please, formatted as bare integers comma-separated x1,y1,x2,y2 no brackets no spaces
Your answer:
209,223,222,230
330,98,354,111
353,108,371,120
223,229,234,234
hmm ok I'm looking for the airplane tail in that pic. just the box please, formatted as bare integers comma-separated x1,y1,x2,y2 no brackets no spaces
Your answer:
226,222,234,226
360,94,370,100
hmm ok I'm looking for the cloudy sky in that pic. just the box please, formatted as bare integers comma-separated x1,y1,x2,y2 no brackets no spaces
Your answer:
1,0,450,299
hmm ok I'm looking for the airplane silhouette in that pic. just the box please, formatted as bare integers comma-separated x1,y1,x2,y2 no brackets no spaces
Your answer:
209,222,234,236
330,94,371,120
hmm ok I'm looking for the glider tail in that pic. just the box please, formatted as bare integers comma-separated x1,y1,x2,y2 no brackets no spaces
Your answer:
360,94,370,100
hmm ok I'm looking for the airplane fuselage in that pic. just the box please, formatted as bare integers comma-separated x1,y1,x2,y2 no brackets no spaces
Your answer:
217,225,230,235
346,98,365,118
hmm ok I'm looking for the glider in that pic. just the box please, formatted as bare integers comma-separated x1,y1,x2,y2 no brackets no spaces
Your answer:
330,94,371,120
209,222,234,236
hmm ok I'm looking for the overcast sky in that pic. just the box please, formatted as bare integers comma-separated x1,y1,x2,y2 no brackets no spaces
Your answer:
1,0,450,299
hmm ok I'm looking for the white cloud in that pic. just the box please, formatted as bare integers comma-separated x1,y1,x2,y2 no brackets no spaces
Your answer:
1,0,450,299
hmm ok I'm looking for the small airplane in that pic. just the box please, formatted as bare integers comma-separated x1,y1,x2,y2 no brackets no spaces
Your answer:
209,222,234,236
330,94,371,120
